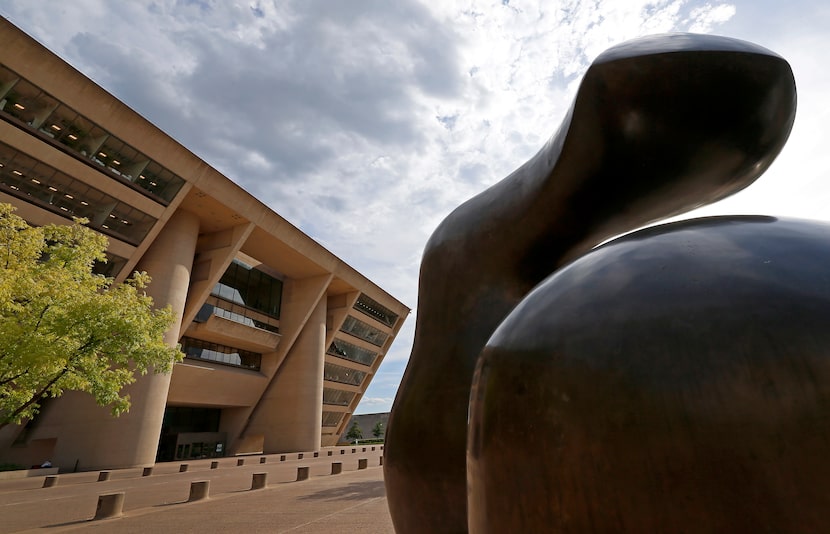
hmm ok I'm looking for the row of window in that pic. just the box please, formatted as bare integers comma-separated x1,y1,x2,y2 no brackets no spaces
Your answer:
354,294,399,327
323,388,356,407
340,315,389,347
0,141,156,245
213,259,283,319
0,64,185,203
322,411,345,427
327,339,377,367
324,362,367,387
181,336,262,371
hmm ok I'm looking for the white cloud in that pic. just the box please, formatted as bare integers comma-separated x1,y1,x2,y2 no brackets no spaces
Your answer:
6,0,830,415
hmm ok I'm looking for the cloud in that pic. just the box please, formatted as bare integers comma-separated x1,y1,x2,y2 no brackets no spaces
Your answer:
20,0,830,418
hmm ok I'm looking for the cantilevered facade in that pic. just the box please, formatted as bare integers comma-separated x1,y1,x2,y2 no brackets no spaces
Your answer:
0,18,409,471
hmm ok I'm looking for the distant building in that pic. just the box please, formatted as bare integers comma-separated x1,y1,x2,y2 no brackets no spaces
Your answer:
342,412,390,443
0,18,408,471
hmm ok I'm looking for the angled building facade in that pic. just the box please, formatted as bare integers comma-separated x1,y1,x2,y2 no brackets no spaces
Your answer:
0,18,408,471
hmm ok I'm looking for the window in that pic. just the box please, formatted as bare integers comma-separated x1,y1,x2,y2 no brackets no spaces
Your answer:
0,141,156,245
324,362,367,386
327,339,377,367
322,411,344,427
340,316,389,347
0,64,186,204
213,259,283,319
181,337,262,371
354,294,398,327
323,388,356,406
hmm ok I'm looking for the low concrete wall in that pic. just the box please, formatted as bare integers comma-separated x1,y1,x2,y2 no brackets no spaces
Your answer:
0,467,59,480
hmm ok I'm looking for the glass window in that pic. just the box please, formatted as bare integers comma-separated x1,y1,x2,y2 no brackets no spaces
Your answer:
0,65,187,205
0,141,157,245
324,362,367,386
181,336,262,371
340,316,389,347
323,388,356,406
327,339,377,367
322,411,345,427
354,294,399,327
212,259,283,319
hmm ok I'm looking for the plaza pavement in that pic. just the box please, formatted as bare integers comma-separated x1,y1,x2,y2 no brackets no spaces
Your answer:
0,446,393,533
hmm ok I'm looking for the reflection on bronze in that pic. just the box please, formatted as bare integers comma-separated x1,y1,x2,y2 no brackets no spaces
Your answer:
384,34,798,533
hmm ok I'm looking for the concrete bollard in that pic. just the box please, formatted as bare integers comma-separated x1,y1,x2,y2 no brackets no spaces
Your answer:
358,458,368,470
328,450,333,456
251,472,267,490
298,453,304,460
97,471,111,482
210,461,219,469
188,480,210,502
380,455,384,466
237,458,245,467
142,467,153,477
331,462,343,475
93,492,125,520
42,475,58,488
280,454,286,462
296,466,309,481
260,457,266,464
314,452,319,458
179,464,188,473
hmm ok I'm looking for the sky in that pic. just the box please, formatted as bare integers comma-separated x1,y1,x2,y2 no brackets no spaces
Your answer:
2,1,829,414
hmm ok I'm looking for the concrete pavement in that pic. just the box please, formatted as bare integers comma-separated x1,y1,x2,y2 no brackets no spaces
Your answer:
0,446,394,533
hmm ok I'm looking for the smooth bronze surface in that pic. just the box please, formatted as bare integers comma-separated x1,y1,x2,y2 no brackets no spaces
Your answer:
469,216,830,532
385,33,796,533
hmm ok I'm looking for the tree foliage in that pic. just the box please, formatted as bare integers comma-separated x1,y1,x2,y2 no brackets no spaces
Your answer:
372,420,384,438
346,420,363,441
0,204,182,427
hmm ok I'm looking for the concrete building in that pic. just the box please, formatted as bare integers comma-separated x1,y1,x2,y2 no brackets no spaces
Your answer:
0,18,409,471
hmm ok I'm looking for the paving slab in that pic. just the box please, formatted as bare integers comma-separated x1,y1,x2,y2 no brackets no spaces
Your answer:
0,448,392,533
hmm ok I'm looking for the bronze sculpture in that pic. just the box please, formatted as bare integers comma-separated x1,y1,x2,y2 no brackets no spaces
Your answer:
385,33,802,532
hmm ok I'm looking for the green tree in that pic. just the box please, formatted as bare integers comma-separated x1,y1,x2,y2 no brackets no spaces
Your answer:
0,204,182,428
372,420,384,439
346,420,363,442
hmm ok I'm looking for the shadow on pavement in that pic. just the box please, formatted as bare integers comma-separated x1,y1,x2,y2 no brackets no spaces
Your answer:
298,480,386,502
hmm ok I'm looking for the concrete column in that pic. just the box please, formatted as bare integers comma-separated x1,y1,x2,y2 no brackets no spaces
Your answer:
250,295,326,452
34,210,200,470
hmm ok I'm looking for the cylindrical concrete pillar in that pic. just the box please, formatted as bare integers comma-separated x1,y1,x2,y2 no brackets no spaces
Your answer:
251,472,267,490
94,492,125,520
97,471,110,482
296,466,309,481
188,480,210,502
42,475,58,488
142,467,153,477
38,210,200,471
331,462,343,475
358,458,368,470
